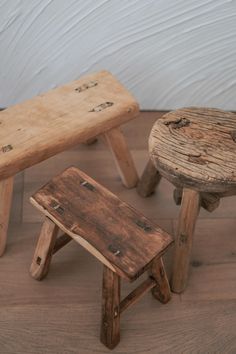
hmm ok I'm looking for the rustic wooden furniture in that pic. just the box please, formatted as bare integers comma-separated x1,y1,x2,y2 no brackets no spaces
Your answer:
0,70,139,256
30,166,173,349
137,107,236,293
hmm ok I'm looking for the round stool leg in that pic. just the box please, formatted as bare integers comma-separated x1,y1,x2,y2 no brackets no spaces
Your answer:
171,188,200,293
137,159,161,197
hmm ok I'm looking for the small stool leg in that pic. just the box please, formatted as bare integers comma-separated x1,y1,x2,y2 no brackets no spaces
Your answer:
100,265,120,349
171,188,200,293
173,187,183,205
30,217,59,280
137,159,161,197
150,257,171,304
0,176,14,256
104,127,139,188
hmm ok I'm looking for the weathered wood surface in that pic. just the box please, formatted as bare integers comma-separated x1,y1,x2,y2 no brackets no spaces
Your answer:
137,158,161,197
30,217,59,280
30,167,173,281
150,257,171,303
104,127,139,188
0,71,139,180
149,107,236,192
100,266,120,349
171,188,200,293
0,177,14,256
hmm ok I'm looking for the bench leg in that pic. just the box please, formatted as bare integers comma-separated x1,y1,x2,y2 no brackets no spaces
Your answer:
171,188,200,293
100,265,120,349
104,127,139,188
150,257,171,304
0,177,14,256
30,217,59,280
137,159,162,197
84,137,98,145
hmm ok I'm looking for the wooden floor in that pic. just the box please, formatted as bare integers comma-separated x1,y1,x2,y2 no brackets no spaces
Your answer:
1,112,236,354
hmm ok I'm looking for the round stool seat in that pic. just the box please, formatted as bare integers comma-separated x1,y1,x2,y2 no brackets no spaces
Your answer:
149,107,236,193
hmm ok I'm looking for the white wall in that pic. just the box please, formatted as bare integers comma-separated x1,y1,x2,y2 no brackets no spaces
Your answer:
0,0,236,110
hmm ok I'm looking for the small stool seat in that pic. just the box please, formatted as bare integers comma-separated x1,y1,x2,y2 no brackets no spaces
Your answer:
0,70,140,256
138,107,236,294
30,167,173,349
149,107,236,192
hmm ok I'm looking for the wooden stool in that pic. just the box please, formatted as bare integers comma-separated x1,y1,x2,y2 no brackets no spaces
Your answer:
30,167,173,349
0,70,139,256
137,107,236,293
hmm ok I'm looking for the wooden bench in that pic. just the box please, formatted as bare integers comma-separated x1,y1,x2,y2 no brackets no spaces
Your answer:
30,167,173,349
138,107,236,293
0,70,139,256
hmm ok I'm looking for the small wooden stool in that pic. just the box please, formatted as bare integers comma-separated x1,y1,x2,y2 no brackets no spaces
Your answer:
29,167,173,349
0,70,139,256
137,107,236,293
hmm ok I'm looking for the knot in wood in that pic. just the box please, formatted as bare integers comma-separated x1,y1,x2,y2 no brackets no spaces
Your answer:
188,155,206,165
164,117,190,129
179,234,187,245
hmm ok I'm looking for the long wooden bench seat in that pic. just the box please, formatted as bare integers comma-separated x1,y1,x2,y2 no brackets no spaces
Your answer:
0,70,139,256
30,167,173,349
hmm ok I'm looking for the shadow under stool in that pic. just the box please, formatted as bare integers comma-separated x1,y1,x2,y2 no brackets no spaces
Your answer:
137,107,236,293
29,166,173,349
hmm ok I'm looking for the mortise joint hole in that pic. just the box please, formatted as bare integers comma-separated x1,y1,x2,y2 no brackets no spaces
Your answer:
135,220,152,232
108,244,122,257
2,144,13,153
75,80,98,92
80,180,95,191
50,200,64,214
89,102,114,112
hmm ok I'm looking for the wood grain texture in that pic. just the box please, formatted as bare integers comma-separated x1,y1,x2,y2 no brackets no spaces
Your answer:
0,177,14,256
171,188,200,293
150,107,236,192
100,266,120,349
104,127,139,188
150,257,171,304
0,70,139,180
30,167,173,281
30,217,59,280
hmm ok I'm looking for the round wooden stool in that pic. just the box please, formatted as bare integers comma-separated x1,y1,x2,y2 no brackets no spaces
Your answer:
137,107,236,293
